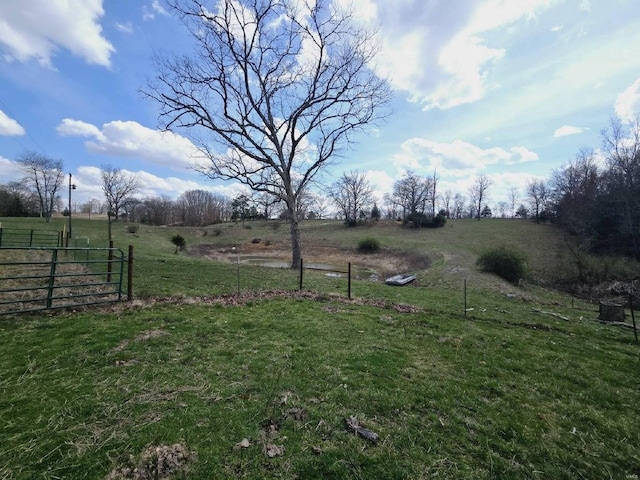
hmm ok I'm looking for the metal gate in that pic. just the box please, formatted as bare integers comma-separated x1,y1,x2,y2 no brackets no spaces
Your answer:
0,246,126,315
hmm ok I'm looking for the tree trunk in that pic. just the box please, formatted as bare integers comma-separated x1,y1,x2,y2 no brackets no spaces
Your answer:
289,214,302,269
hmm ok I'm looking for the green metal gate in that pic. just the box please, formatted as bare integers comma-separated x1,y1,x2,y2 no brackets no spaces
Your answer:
0,246,126,315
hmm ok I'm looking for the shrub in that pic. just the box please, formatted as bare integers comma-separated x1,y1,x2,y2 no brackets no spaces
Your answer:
476,245,526,284
127,224,139,234
358,237,380,253
213,228,222,236
171,234,186,253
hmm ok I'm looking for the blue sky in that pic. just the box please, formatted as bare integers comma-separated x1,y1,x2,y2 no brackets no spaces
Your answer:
1,0,639,211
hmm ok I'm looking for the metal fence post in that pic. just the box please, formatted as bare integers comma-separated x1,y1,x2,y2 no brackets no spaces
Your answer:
348,262,352,299
107,240,114,282
299,258,304,291
46,249,59,308
127,245,134,301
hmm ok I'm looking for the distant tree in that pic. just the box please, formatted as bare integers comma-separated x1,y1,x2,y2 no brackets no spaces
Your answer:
143,0,391,267
121,197,142,222
469,173,492,220
382,192,401,220
549,148,600,238
16,151,64,222
442,189,453,218
329,171,374,225
0,182,37,217
515,204,529,218
231,194,251,226
481,204,492,218
497,201,508,218
371,202,381,221
392,171,433,225
143,195,174,225
100,164,141,240
526,178,550,223
598,116,640,259
452,193,466,219
306,193,330,220
428,169,439,218
507,186,519,218
177,190,227,226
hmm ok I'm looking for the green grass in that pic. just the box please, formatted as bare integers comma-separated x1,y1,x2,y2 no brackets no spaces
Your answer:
1,216,639,478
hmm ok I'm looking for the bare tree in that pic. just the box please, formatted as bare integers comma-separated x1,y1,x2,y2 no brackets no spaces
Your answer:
177,189,228,226
142,195,174,225
442,189,452,218
17,151,64,223
100,165,141,240
428,169,438,217
526,178,549,223
507,186,519,218
469,173,492,220
600,116,640,259
452,193,466,219
143,0,391,267
329,170,374,225
392,171,433,224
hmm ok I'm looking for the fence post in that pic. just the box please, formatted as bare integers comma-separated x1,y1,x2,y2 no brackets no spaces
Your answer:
107,240,114,282
464,279,467,316
348,262,352,299
127,245,134,301
630,291,638,342
29,229,34,247
46,249,59,308
299,258,304,291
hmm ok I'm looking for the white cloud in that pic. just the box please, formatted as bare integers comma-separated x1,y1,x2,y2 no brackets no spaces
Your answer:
0,110,25,136
57,119,207,170
0,0,114,67
615,78,640,121
392,138,538,177
115,22,134,34
75,165,217,201
0,155,23,184
143,0,170,21
422,33,504,110
554,125,585,137
364,0,557,110
57,118,104,139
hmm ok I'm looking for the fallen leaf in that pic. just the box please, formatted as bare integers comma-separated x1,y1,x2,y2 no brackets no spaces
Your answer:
234,438,251,450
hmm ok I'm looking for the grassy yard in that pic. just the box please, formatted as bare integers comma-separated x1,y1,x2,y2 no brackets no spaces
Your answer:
0,216,639,479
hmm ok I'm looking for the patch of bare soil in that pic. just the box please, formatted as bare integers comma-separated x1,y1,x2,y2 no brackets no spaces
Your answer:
105,443,196,480
192,241,430,279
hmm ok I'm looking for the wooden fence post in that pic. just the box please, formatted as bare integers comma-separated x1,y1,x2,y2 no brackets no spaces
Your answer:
348,262,352,299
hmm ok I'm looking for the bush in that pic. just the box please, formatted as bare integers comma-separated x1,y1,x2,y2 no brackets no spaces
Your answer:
476,245,527,284
358,237,380,253
171,234,186,253
127,224,139,234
